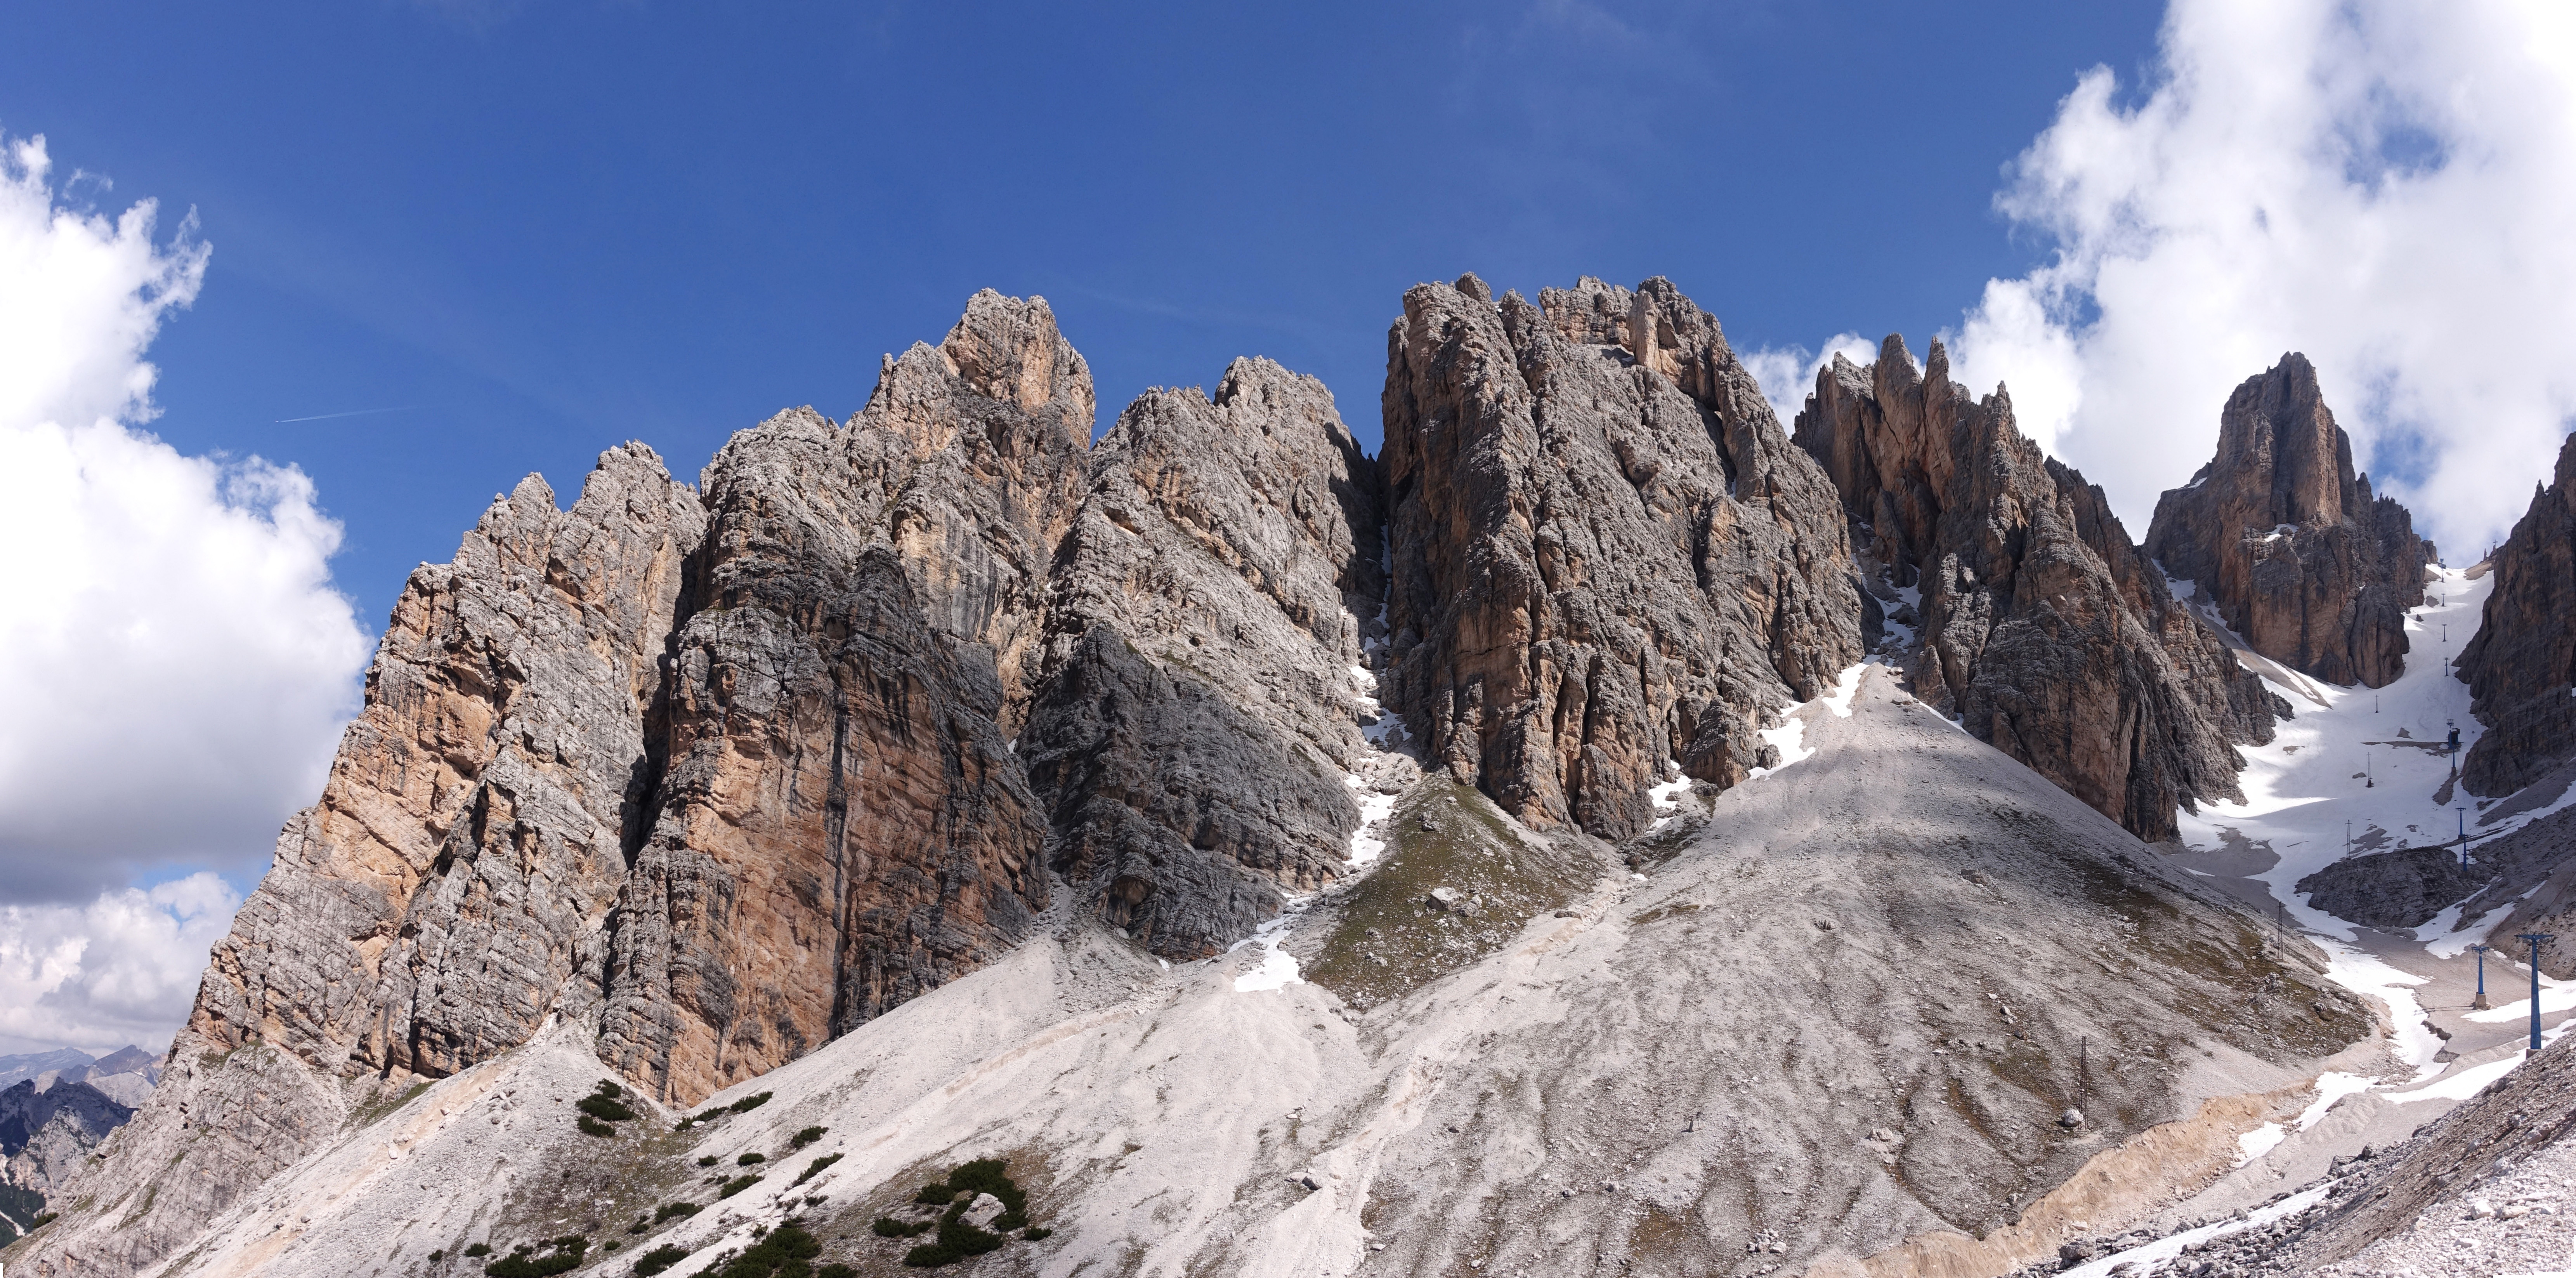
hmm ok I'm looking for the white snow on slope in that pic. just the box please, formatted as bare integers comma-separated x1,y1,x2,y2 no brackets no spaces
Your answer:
2060,1183,2335,1278
2177,567,2498,941
1747,661,1875,779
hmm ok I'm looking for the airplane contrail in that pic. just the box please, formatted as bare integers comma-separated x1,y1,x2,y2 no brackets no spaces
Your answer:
272,406,423,423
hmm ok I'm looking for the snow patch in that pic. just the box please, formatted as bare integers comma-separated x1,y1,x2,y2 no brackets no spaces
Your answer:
2234,1121,2286,1165
2059,1183,2333,1278
2296,1071,2376,1129
1231,911,1306,993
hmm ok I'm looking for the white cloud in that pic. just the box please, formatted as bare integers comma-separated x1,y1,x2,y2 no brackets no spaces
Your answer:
0,873,242,1056
0,133,368,1050
1743,331,1878,429
1943,0,2576,560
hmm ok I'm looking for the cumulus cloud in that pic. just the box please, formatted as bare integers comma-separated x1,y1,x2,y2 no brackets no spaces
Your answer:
0,134,368,1049
0,873,241,1055
1742,331,1878,429
1942,0,2576,559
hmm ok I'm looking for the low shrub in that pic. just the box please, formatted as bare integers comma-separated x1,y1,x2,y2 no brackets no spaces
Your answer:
912,1182,954,1205
595,1079,623,1098
576,1115,616,1138
789,1125,827,1149
29,1212,58,1230
727,1090,774,1114
900,1215,1007,1268
632,1243,691,1276
575,1094,637,1123
1022,1226,1051,1240
463,1243,492,1257
710,1219,821,1277
717,1173,762,1199
791,1153,841,1187
429,1250,445,1262
819,1266,858,1278
481,1235,587,1277
873,1216,933,1237
736,1151,766,1165
697,1155,721,1167
654,1201,701,1224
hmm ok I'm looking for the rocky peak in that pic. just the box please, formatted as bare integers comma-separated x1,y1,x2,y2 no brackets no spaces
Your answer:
1382,274,1865,839
1024,354,1388,957
1792,338,2278,841
2457,431,2576,795
2144,353,2431,688
189,442,706,1082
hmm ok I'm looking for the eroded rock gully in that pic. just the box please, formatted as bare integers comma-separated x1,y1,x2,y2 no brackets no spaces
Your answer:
2144,353,2431,690
2458,430,2576,797
1791,335,2278,841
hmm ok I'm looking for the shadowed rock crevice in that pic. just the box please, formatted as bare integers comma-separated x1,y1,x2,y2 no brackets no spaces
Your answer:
2145,353,2432,690
1791,336,2277,841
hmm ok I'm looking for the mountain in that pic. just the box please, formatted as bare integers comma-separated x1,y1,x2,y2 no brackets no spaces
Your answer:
2457,430,2576,797
0,1051,92,1095
7,278,2539,1278
2144,354,2432,692
1791,336,2281,841
0,1080,132,1201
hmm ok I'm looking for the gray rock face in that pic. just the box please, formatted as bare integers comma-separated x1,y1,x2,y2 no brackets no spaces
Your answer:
2293,846,2489,931
1025,358,1386,958
189,443,706,1080
2459,431,2576,796
0,1080,130,1183
1791,337,2277,841
2144,354,2431,689
1381,275,1866,839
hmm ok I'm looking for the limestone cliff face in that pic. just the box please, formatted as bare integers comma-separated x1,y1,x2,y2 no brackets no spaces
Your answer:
2458,431,2576,795
593,291,1092,1101
1792,338,2275,841
1381,275,1865,840
189,444,706,1079
1024,358,1385,957
2144,354,2431,689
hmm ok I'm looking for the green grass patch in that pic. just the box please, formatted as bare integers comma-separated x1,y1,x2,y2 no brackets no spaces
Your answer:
1303,777,1589,1009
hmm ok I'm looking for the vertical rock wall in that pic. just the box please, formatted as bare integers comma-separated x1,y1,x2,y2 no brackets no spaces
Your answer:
2458,432,2576,795
1380,275,1866,840
2144,353,2431,689
1024,358,1384,957
187,445,707,1078
1792,338,2276,841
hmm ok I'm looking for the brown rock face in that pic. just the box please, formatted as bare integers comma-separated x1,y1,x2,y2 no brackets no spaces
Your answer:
1791,338,2276,841
1025,358,1385,957
2458,432,2576,795
188,445,707,1077
1381,275,1867,840
2144,353,2431,689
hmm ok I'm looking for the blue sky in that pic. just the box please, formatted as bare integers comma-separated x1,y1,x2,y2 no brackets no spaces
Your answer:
2,0,2162,625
